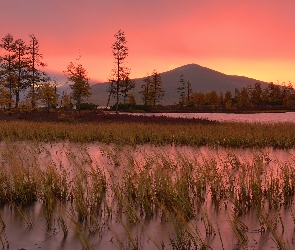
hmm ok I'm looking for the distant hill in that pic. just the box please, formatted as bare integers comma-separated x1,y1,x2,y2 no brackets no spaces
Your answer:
86,64,270,106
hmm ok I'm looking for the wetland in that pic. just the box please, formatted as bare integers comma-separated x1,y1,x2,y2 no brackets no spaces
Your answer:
0,112,295,249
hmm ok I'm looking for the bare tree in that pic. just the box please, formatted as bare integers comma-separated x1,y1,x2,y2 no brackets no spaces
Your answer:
111,30,129,114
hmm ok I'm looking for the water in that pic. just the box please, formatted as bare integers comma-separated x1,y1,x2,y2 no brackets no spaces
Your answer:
126,112,295,123
2,142,295,249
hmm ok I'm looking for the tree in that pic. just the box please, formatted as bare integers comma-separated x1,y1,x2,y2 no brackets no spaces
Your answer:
238,87,251,106
177,74,186,105
192,92,205,106
282,82,294,106
0,33,16,109
108,66,135,105
186,81,193,104
140,75,151,106
13,38,29,108
127,93,136,105
0,86,11,109
140,70,164,108
224,90,233,110
150,70,164,107
120,69,135,104
64,59,91,111
38,82,58,112
233,88,240,106
27,34,47,108
61,92,72,110
177,75,193,106
205,90,219,106
250,82,263,106
111,30,129,114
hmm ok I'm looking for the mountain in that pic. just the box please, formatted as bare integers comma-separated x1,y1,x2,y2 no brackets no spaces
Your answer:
87,63,269,106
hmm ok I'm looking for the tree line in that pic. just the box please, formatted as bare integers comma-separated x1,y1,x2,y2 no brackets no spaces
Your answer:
1,31,293,113
0,30,165,113
189,82,295,110
0,33,94,112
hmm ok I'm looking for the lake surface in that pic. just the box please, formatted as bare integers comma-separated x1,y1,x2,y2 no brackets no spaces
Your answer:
127,112,295,123
2,142,295,249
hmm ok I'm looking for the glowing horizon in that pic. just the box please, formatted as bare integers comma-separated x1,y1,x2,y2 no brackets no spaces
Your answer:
1,0,294,85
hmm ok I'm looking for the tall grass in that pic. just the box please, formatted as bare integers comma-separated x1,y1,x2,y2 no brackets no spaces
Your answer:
0,142,294,248
0,120,295,148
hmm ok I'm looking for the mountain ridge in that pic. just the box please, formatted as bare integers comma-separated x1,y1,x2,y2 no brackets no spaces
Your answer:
84,63,269,106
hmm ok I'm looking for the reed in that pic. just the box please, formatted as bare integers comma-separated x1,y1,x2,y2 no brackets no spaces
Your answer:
0,119,295,148
0,141,294,248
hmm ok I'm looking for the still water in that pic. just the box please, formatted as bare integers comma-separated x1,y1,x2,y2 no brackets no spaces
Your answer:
128,112,295,123
1,142,295,249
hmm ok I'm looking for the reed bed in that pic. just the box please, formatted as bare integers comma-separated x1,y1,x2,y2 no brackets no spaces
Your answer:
0,119,295,148
0,142,294,249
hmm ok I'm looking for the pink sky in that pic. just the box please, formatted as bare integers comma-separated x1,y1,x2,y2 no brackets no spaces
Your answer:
1,0,295,84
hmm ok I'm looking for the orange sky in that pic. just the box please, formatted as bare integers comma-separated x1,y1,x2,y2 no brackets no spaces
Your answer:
1,0,295,85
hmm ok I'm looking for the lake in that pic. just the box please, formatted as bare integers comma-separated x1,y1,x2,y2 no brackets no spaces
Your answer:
1,142,295,249
127,112,295,123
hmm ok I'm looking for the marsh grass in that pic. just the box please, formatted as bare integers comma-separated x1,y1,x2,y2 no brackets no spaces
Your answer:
1,119,295,148
0,142,295,248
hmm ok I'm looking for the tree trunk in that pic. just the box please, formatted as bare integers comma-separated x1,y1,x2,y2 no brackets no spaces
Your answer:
115,58,120,114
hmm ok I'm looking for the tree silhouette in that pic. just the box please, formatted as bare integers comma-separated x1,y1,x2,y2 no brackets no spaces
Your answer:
140,71,164,108
64,58,91,111
38,81,58,112
13,38,29,108
0,33,16,109
27,34,47,108
111,30,129,114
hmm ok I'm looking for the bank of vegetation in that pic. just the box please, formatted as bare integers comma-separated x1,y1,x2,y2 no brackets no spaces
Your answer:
0,112,293,149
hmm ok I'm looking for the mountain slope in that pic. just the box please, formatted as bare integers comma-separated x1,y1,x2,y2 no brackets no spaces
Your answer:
87,64,269,106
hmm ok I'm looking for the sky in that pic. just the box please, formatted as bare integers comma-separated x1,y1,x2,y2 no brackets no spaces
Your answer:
1,0,295,85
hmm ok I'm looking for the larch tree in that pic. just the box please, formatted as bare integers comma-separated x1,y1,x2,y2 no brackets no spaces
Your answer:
27,34,47,108
0,33,16,109
13,38,29,108
176,74,186,105
150,70,164,107
38,81,58,112
111,30,129,114
120,69,135,104
140,71,164,107
250,82,263,106
177,75,193,106
61,92,72,110
224,90,233,110
140,75,151,106
127,93,136,105
106,78,116,108
64,58,91,111
0,86,11,109
186,81,193,104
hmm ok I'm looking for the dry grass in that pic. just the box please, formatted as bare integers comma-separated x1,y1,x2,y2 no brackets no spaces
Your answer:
0,119,295,148
0,142,293,249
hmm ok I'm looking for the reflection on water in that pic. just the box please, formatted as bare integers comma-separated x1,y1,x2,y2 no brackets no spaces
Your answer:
127,112,295,123
1,142,295,249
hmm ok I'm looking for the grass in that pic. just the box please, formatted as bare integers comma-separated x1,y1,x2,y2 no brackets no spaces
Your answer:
0,142,293,249
0,112,295,248
0,112,295,148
